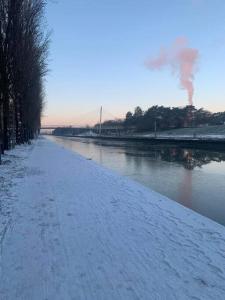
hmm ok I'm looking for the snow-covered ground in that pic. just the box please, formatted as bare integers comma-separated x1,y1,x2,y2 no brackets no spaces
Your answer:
140,133,225,140
0,137,225,300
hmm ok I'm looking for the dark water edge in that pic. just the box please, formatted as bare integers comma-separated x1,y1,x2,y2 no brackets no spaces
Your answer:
54,133,225,150
46,135,225,226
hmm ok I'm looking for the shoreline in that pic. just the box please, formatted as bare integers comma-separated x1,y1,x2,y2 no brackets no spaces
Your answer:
52,133,225,150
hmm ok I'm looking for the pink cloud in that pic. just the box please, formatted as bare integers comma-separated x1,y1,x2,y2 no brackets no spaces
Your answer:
146,37,199,106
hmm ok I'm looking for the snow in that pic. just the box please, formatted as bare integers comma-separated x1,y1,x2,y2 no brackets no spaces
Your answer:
78,130,98,137
141,133,225,140
0,137,225,300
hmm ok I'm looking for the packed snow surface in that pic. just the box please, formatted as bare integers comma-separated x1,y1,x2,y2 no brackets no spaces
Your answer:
0,138,225,300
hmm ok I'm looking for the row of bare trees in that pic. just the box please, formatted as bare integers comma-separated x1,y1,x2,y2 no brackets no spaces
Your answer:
0,0,49,152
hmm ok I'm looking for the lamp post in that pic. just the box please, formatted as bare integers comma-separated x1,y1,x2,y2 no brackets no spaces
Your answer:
154,116,162,138
99,106,102,136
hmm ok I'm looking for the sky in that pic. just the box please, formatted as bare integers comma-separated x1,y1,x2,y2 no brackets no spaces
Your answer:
43,0,225,126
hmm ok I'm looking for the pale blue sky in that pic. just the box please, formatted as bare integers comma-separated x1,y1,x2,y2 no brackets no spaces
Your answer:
44,0,225,125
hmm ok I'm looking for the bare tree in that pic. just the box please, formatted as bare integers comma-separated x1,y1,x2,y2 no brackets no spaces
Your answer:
0,0,49,153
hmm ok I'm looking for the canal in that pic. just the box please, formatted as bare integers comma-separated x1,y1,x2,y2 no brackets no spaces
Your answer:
47,135,225,226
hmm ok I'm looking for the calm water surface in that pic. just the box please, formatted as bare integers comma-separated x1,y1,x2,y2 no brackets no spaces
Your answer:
47,135,225,226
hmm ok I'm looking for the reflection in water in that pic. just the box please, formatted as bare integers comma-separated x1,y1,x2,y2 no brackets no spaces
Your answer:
178,169,192,209
46,136,225,226
178,151,193,209
126,146,225,170
99,145,103,165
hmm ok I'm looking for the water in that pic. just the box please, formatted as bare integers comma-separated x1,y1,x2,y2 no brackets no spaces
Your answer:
47,135,225,226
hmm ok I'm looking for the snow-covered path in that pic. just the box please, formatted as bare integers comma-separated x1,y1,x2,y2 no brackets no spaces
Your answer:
0,138,225,300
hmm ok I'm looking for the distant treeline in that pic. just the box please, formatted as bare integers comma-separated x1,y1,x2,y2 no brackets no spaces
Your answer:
0,0,49,152
99,105,225,132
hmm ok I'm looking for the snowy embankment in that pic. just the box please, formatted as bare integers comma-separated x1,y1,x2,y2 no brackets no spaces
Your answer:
142,134,225,140
0,138,225,300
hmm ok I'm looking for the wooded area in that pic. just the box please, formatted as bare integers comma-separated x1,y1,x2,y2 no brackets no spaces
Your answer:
124,105,225,131
99,105,225,132
0,0,48,153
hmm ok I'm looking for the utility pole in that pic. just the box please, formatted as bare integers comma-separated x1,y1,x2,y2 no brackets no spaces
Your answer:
99,106,102,136
154,116,162,138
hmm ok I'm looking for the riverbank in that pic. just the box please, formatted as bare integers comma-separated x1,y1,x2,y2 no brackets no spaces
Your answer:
52,133,225,150
50,123,225,150
1,137,225,299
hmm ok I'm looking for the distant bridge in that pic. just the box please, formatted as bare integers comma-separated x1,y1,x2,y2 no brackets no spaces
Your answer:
40,107,131,134
40,125,125,130
41,107,125,131
40,125,135,137
41,125,76,130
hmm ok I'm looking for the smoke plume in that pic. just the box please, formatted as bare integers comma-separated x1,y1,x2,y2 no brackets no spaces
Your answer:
145,37,198,105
